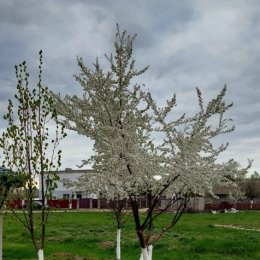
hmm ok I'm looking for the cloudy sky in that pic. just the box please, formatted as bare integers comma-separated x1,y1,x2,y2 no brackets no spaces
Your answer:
0,0,259,175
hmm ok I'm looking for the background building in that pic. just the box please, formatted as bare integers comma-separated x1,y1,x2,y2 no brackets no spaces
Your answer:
39,168,95,200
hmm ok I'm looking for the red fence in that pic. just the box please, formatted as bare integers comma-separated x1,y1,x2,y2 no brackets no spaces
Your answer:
6,198,260,211
48,199,77,209
6,199,23,209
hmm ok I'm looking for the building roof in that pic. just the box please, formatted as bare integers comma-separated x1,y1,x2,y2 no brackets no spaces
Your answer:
57,168,94,174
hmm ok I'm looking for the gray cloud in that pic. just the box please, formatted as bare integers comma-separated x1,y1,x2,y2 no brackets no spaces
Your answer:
0,0,259,174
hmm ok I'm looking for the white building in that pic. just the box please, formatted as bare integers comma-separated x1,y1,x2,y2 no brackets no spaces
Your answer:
39,168,95,200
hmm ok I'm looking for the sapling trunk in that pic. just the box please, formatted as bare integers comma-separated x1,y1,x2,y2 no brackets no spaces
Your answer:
0,212,2,260
116,228,121,260
37,249,44,260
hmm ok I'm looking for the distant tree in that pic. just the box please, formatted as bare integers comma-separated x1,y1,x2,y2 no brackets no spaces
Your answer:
0,167,24,208
244,171,260,202
216,159,251,204
222,159,249,181
52,27,241,260
0,167,24,260
0,51,66,260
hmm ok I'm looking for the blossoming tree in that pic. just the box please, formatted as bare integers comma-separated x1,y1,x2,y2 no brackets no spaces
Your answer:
53,27,244,260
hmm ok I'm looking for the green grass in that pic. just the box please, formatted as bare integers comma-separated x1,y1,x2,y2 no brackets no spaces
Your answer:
3,211,260,260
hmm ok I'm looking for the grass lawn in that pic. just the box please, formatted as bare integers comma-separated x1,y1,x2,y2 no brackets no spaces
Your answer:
2,210,260,260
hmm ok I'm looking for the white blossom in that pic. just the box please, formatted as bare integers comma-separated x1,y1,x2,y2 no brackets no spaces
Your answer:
53,26,250,260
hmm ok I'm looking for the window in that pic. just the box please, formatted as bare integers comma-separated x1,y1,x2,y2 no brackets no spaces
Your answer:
76,193,82,199
63,194,70,199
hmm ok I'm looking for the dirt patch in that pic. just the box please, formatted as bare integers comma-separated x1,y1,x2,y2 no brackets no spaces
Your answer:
52,252,75,257
214,224,260,232
51,252,96,260
71,257,96,260
47,236,64,241
100,240,114,249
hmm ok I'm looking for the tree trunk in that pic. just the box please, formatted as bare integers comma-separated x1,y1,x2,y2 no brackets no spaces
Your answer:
139,249,143,260
0,212,3,260
139,247,151,260
116,228,121,260
139,245,153,260
147,245,153,260
38,249,44,260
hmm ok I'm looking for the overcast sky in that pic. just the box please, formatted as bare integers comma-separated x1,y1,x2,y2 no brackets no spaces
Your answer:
0,0,259,175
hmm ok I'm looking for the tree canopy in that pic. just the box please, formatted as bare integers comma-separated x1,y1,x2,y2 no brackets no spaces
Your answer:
51,27,249,260
0,167,24,209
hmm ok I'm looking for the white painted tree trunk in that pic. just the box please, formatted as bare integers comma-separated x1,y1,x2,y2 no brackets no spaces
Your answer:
0,213,3,260
44,197,48,207
116,228,121,260
139,245,153,260
139,251,143,260
139,247,151,260
38,249,44,260
147,245,153,260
